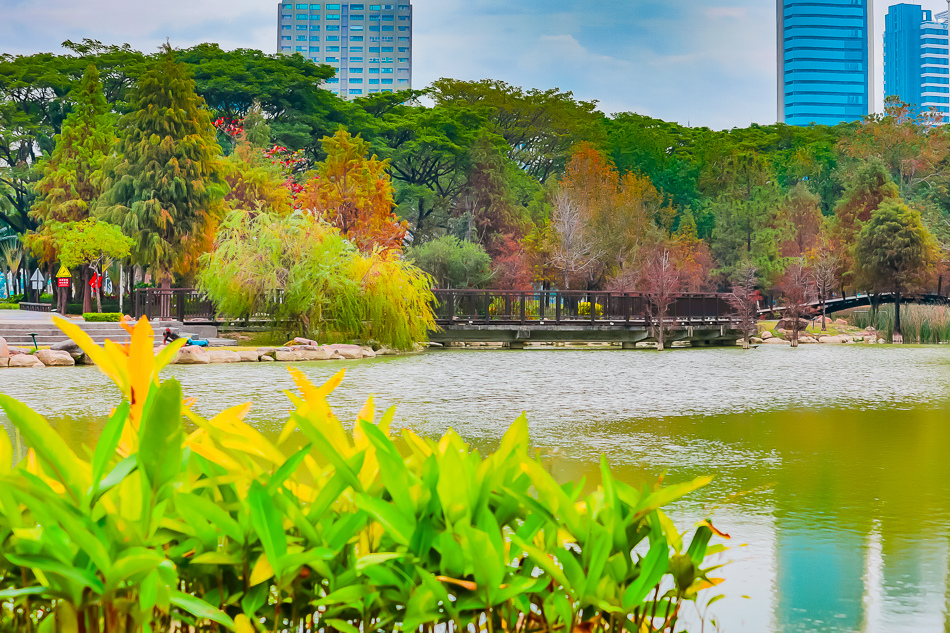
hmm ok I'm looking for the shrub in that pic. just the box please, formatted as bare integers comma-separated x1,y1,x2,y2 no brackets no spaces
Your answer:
82,312,124,322
578,300,604,317
406,235,495,288
0,317,729,632
0,303,17,310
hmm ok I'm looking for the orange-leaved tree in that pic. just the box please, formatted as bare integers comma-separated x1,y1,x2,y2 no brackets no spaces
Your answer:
299,128,407,254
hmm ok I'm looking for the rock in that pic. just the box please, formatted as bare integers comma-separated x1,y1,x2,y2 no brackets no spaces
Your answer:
763,337,790,345
777,318,811,331
376,346,398,356
51,340,82,354
798,336,818,344
177,346,211,365
36,349,75,367
238,351,261,362
0,336,7,359
750,337,764,345
360,346,377,358
866,326,877,332
261,355,275,362
257,347,278,360
207,350,241,364
300,347,333,361
0,357,8,367
8,346,29,356
275,350,301,362
835,318,848,325
9,354,44,368
878,338,886,344
320,345,346,360
294,337,320,347
819,335,844,344
328,344,364,359
761,331,773,340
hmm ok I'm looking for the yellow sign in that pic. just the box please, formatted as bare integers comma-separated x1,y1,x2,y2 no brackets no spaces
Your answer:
56,265,70,279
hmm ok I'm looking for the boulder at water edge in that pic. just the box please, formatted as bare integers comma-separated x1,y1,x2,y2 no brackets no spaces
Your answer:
0,357,8,367
761,331,773,340
763,337,789,345
819,335,844,344
177,346,211,365
360,347,377,358
0,336,8,359
207,350,242,364
238,351,261,362
9,355,44,368
36,349,76,367
328,344,364,359
7,346,29,356
294,337,320,347
51,340,82,355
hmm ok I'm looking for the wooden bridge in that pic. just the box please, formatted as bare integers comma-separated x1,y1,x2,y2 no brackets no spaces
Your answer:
429,289,741,348
764,290,950,317
132,288,745,348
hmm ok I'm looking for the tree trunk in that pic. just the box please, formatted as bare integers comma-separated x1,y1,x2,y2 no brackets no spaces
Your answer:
656,311,665,351
821,294,827,331
791,320,799,348
160,274,172,320
742,334,750,350
95,275,102,314
893,292,902,343
82,266,92,315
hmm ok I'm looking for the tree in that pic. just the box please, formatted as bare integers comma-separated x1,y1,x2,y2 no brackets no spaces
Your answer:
728,263,759,349
405,236,493,289
298,128,407,255
199,210,435,348
780,182,823,258
26,64,115,312
670,211,716,292
550,190,602,290
53,219,133,313
97,44,227,296
809,244,840,331
779,258,816,348
854,199,940,341
642,247,681,351
710,186,785,286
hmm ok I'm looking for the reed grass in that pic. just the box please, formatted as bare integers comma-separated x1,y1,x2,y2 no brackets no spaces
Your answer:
848,304,950,344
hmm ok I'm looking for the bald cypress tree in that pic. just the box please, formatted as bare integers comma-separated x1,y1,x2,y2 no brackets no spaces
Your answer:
28,64,115,312
97,44,226,291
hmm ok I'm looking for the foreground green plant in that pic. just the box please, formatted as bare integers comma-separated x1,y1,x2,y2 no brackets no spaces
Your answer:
0,317,727,632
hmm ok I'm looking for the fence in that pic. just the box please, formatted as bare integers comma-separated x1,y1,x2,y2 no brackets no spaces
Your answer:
133,288,215,321
431,290,735,326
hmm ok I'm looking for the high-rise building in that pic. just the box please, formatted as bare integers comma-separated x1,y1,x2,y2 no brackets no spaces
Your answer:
777,0,873,126
277,2,413,99
884,4,950,122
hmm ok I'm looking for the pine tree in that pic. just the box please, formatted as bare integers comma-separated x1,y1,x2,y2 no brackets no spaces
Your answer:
97,44,226,288
27,64,115,312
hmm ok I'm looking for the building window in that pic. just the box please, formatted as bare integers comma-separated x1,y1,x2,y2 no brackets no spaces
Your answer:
370,26,380,31
351,25,364,31
297,35,307,41
398,46,408,52
312,57,321,62
369,79,380,84
398,57,408,62
351,46,364,51
382,67,393,73
283,25,292,30
281,46,292,51
326,56,339,62
296,14,308,19
310,25,321,31
296,25,308,30
326,35,339,40
350,36,364,41
310,46,320,51
381,46,393,52
382,15,393,20
370,14,380,20
326,3,340,8
398,37,408,42
351,3,364,8
326,46,340,51
310,3,321,8
283,3,292,8
351,67,363,73
350,56,363,62
326,14,340,19
326,25,340,31
370,89,379,93
296,3,308,8
398,79,409,84
399,15,409,20
327,77,339,83
349,89,363,95
310,13,320,19
351,14,364,20
369,68,380,73
296,46,306,51
310,35,320,41
398,4,409,9
382,79,393,84
370,4,381,9
398,26,409,31
282,36,292,41
382,26,394,31
350,78,363,83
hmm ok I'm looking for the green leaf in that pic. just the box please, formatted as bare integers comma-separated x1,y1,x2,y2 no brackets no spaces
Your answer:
175,493,244,544
621,531,670,608
325,619,361,633
105,550,164,593
248,481,288,578
353,493,415,546
267,443,312,493
91,402,129,494
91,455,138,506
356,552,405,573
171,590,235,630
138,380,184,493
0,394,89,503
634,476,713,518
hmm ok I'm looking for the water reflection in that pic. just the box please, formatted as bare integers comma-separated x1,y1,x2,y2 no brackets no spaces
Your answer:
2,346,950,631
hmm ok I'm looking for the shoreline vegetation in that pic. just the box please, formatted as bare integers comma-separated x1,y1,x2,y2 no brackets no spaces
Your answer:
0,316,729,632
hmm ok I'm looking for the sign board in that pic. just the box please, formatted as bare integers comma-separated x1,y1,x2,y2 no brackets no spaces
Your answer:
89,274,102,289
56,265,70,279
30,269,45,291
57,277,70,288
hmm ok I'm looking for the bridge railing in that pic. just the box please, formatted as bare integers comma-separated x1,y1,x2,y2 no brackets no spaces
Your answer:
134,288,216,321
432,290,735,326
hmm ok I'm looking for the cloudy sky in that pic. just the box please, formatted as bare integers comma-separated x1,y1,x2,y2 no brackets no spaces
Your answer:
0,0,946,129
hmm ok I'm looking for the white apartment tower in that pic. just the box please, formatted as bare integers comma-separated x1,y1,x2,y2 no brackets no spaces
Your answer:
277,2,413,98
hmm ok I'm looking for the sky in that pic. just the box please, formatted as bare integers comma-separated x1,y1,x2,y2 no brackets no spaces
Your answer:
0,0,945,130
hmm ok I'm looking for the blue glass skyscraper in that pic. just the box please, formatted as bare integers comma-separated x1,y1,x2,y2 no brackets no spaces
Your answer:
777,0,873,126
883,4,949,121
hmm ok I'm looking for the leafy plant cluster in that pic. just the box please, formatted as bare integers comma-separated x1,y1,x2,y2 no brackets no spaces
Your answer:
81,312,123,322
0,317,727,632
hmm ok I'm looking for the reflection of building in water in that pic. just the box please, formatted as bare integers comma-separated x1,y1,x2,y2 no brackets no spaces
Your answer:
774,528,867,632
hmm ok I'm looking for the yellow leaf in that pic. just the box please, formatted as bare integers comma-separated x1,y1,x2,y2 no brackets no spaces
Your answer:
234,614,257,633
249,555,274,586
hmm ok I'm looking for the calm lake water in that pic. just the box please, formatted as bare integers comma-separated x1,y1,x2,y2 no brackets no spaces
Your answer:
3,345,950,632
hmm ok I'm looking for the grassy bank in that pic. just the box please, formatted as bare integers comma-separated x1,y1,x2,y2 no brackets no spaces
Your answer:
848,305,950,344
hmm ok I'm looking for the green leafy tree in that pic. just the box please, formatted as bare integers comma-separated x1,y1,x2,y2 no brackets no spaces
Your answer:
405,235,494,288
53,219,133,313
710,186,785,286
854,199,940,340
97,44,227,291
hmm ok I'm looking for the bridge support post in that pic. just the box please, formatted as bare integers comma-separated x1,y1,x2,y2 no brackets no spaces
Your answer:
621,342,638,350
509,341,525,350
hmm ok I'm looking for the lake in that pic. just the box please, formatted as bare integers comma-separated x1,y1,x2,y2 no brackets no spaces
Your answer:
2,344,949,632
